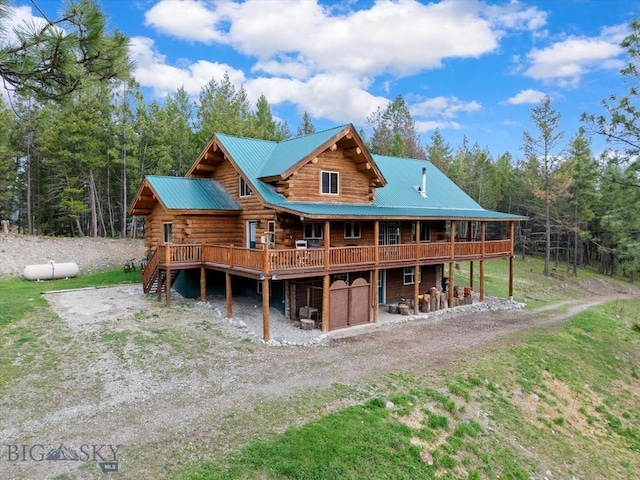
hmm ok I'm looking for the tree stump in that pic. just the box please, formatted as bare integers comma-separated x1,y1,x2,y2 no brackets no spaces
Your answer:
388,304,400,314
398,303,410,315
300,319,314,330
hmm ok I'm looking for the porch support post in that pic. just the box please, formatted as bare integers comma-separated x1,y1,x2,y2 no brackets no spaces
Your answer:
469,262,474,291
262,277,270,341
225,272,233,318
509,221,515,301
414,220,420,314
200,267,206,302
480,222,486,302
448,262,455,308
448,220,456,308
479,261,485,302
322,274,330,332
324,220,330,271
165,269,171,307
165,244,171,307
414,266,421,314
372,268,379,323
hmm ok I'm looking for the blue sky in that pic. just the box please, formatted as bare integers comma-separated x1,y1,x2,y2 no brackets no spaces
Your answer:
7,0,640,159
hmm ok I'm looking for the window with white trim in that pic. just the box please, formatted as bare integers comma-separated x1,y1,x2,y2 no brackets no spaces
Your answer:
163,222,172,244
403,267,421,285
321,171,339,195
303,222,323,239
411,221,432,242
344,222,361,239
239,177,251,197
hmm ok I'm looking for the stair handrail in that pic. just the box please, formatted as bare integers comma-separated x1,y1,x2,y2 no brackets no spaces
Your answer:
142,248,160,292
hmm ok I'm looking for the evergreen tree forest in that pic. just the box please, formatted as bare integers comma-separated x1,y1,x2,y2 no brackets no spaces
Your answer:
1,4,639,281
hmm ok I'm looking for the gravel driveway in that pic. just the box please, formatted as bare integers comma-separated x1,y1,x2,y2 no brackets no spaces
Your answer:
1,278,638,479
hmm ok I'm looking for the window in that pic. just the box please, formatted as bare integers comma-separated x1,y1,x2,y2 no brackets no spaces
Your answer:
239,177,251,197
344,222,361,239
403,267,421,285
331,273,349,283
411,221,431,242
321,171,339,195
163,222,172,244
303,222,323,239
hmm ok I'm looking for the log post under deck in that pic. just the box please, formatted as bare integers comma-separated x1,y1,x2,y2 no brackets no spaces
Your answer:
322,274,330,332
509,221,515,301
414,221,420,314
225,272,233,318
372,268,379,323
200,267,206,302
480,222,486,302
262,277,270,341
165,268,171,307
448,221,456,308
470,262,474,291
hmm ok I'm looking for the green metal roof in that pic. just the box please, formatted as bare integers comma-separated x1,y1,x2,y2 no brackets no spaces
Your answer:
146,176,241,210
212,129,524,222
258,125,348,178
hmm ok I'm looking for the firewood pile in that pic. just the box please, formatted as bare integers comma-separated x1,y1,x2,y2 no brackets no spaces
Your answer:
390,286,473,315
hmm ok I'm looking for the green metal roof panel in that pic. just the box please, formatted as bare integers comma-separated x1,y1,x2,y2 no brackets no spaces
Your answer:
211,132,524,221
146,176,241,210
258,125,348,178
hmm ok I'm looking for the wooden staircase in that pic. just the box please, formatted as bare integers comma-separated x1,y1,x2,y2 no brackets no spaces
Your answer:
142,249,179,294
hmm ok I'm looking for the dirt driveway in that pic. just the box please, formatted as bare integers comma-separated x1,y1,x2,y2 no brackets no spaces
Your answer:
1,280,638,480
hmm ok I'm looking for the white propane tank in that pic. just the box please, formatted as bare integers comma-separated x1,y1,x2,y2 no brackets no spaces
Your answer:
23,261,79,281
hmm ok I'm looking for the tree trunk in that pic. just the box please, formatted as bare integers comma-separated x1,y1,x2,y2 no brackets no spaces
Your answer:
88,168,98,237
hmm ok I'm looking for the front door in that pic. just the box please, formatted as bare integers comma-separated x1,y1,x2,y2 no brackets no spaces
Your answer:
247,221,258,249
379,221,399,245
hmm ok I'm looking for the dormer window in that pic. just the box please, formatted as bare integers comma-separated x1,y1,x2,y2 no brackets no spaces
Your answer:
321,171,339,195
239,177,251,197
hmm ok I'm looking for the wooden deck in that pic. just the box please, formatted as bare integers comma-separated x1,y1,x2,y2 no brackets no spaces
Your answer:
154,239,512,278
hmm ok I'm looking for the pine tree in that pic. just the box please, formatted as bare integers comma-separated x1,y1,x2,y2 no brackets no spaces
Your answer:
0,0,131,100
296,112,316,136
523,96,565,276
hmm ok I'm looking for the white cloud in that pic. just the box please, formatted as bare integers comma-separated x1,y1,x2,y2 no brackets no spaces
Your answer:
506,89,547,105
415,120,461,133
524,27,624,87
245,73,388,125
129,36,245,97
412,97,482,119
144,0,223,43
144,0,509,78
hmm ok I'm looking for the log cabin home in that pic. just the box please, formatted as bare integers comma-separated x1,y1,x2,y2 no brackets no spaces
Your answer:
129,124,525,340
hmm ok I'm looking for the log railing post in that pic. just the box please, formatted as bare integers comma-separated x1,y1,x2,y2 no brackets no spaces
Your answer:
374,220,379,266
324,220,330,271
263,245,269,275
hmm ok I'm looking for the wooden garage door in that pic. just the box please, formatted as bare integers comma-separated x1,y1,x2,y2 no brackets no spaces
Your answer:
329,278,370,330
329,280,349,330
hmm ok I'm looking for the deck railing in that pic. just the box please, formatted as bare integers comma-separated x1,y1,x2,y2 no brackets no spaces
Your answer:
157,239,513,274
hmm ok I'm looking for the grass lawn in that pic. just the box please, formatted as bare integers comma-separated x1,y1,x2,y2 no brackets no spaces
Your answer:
178,298,640,480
